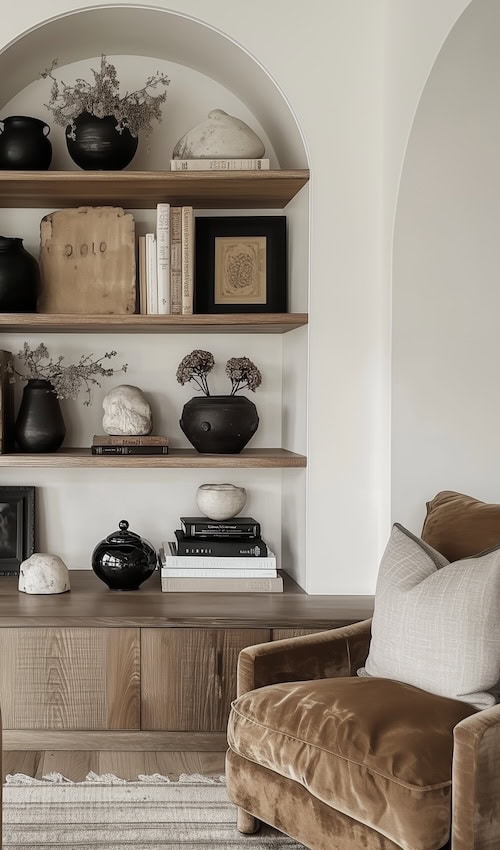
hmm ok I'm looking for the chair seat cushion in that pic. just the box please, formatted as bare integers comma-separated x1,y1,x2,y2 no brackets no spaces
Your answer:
227,676,477,850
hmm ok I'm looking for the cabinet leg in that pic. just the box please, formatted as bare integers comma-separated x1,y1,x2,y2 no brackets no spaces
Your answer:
237,807,260,834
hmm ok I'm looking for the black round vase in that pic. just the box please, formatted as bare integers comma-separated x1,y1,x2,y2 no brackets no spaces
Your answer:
92,519,157,591
180,395,259,454
15,379,66,452
0,115,52,170
0,236,39,312
66,112,139,170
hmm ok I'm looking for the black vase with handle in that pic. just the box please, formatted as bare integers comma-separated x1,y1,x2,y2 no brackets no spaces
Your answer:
66,112,139,170
0,236,39,312
180,395,259,454
15,379,66,452
0,115,52,170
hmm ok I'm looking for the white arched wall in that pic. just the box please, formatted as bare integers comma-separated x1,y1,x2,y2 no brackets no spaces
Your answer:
392,0,497,533
0,0,474,591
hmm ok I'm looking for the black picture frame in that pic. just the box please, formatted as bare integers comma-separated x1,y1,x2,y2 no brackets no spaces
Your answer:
0,486,35,575
195,216,287,314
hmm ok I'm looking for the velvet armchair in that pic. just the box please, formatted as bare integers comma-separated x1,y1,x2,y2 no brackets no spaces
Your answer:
226,618,500,850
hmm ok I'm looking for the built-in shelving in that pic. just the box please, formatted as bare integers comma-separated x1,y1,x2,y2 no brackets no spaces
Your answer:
0,312,307,334
0,448,307,469
0,169,309,209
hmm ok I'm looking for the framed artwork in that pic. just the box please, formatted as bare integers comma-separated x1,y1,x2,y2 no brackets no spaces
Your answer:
0,486,35,575
195,216,287,313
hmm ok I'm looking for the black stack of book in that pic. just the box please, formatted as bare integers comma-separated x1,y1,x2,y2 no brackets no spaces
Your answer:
159,516,282,593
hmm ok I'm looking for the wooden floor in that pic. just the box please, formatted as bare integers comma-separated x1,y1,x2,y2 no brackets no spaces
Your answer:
2,751,227,783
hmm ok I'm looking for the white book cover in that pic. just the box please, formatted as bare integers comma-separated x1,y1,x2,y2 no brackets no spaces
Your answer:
160,543,276,571
161,567,278,578
171,158,270,171
170,206,182,315
181,206,194,315
156,203,170,314
145,232,158,314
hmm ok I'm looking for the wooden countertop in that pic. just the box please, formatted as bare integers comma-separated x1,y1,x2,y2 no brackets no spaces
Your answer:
0,570,374,629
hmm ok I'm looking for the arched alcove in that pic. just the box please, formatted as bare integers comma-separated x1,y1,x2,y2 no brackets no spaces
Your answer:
0,5,308,169
392,0,498,531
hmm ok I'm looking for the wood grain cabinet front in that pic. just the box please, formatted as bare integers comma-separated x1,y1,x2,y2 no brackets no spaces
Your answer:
140,628,270,731
0,628,140,730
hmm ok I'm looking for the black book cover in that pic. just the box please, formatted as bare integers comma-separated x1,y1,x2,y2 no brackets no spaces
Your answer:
180,516,261,538
174,529,267,557
91,445,169,455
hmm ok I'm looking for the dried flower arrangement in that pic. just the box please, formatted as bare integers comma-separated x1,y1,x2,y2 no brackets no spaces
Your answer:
9,343,128,405
176,350,262,396
39,55,170,140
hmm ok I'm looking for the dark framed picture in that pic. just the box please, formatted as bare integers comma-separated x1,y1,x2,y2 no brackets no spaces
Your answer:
0,486,35,575
195,216,287,313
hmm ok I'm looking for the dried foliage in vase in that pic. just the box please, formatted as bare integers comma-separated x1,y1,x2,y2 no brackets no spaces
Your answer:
39,54,170,140
8,343,128,405
176,349,262,396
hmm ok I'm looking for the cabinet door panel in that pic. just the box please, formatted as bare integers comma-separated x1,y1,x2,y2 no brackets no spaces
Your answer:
0,628,140,730
141,628,270,731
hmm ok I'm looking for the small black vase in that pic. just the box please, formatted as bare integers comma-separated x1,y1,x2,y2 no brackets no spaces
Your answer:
180,395,259,454
0,236,39,312
0,116,52,170
15,379,66,452
66,112,139,170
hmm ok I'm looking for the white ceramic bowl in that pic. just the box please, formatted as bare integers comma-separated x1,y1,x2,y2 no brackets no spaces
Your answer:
196,483,247,520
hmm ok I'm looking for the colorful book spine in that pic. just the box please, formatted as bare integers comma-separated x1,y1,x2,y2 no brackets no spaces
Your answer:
181,206,194,315
170,206,182,315
170,159,270,171
161,574,283,593
145,232,158,314
156,203,170,314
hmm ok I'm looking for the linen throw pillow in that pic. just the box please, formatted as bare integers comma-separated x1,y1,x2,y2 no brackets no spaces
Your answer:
360,523,500,709
422,490,500,561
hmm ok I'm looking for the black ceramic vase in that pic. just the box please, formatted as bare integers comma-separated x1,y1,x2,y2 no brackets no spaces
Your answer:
0,116,52,170
66,112,139,170
0,236,39,312
92,520,157,591
15,379,66,452
180,395,259,454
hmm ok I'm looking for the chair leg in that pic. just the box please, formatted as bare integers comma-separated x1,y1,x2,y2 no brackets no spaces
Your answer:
237,807,260,834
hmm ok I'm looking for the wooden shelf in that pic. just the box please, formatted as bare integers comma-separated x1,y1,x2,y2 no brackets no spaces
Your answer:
0,312,307,334
0,169,309,209
0,448,307,468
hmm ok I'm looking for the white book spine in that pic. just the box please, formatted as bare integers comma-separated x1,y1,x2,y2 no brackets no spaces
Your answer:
161,567,277,578
156,203,170,314
145,233,158,314
171,158,270,171
181,206,194,315
170,206,182,315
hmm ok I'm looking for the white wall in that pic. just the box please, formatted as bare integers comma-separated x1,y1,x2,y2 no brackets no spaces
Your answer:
0,0,472,591
392,0,498,533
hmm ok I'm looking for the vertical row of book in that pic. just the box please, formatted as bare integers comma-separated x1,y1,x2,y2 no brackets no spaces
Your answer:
138,204,194,315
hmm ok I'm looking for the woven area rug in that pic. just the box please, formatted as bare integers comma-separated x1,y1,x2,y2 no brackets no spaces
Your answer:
3,772,307,850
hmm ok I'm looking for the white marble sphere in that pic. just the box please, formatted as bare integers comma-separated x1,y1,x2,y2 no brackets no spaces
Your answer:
18,553,71,595
196,483,247,521
102,385,152,436
172,109,265,159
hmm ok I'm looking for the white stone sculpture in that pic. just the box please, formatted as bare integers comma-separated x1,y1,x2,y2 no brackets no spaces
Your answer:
102,384,152,435
196,483,247,520
18,553,71,595
172,109,265,160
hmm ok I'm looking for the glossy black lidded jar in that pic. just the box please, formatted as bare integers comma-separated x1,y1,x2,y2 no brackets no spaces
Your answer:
0,236,39,312
91,519,157,591
0,116,52,170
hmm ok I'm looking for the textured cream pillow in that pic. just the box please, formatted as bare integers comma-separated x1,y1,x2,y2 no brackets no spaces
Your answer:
360,523,500,709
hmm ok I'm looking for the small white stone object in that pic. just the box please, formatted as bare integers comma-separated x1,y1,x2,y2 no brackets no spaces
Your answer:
196,483,247,521
18,553,71,595
102,384,152,435
172,109,265,159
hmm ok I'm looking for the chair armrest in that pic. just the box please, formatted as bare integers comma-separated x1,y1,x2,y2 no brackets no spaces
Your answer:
452,702,500,850
237,617,372,696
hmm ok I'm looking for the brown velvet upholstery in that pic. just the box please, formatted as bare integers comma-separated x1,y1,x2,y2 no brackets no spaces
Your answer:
226,618,500,850
421,490,500,561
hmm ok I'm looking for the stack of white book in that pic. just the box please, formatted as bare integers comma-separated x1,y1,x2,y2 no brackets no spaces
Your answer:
159,541,283,593
170,158,270,172
138,204,194,315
